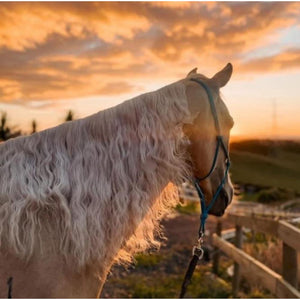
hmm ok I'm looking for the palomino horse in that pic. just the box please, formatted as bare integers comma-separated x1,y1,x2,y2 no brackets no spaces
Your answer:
0,64,234,297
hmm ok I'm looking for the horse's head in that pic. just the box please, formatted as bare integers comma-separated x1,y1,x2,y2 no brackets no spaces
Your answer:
183,63,234,216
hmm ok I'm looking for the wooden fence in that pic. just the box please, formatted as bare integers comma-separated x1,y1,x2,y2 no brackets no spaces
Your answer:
212,213,300,298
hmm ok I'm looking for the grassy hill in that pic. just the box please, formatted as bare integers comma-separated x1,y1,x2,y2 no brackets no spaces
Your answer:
229,140,300,193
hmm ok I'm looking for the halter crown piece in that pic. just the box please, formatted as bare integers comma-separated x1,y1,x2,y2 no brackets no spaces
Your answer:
179,78,231,298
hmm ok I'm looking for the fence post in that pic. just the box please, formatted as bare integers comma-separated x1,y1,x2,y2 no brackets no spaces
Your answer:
213,221,222,275
232,225,243,297
282,242,298,289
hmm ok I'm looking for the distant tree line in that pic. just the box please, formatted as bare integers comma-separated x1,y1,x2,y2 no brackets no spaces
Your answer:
0,110,75,142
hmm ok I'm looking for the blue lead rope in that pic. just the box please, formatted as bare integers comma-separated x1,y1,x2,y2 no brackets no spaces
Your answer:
179,78,231,298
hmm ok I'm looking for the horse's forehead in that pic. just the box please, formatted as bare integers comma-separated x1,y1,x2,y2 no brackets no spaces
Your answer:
183,74,217,111
213,91,234,129
183,75,233,128
193,74,209,81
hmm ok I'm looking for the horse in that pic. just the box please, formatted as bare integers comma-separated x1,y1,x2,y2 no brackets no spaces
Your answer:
0,63,234,298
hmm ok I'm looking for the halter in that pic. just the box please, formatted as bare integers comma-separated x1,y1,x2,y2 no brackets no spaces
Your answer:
179,78,231,298
190,78,231,236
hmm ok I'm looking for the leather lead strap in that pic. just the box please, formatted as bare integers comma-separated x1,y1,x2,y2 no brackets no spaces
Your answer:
179,254,200,298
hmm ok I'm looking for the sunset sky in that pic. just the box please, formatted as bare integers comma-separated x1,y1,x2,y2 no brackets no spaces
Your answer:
0,2,300,140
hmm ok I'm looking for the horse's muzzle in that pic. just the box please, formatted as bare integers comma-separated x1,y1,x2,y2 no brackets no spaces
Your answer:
209,187,232,216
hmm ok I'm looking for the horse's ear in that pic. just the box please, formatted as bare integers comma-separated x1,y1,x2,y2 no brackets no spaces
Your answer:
186,68,198,77
210,63,233,88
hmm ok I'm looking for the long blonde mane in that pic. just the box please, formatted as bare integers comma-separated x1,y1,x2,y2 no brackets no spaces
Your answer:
0,81,192,271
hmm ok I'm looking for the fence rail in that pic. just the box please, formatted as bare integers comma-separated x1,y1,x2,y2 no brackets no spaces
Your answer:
212,213,300,298
227,213,300,252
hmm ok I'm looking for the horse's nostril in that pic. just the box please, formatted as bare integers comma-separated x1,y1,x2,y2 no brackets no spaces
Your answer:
220,189,229,207
224,194,229,207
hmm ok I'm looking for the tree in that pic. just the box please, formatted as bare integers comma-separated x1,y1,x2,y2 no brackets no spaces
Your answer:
0,112,21,141
65,110,74,122
31,120,37,134
0,112,10,141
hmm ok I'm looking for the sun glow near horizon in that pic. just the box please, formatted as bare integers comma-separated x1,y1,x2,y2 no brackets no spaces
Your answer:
0,2,299,140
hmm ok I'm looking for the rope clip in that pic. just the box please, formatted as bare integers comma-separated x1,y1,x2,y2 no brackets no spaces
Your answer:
192,246,204,259
192,236,204,259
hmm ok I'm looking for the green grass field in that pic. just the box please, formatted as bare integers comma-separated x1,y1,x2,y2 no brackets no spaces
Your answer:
229,140,300,193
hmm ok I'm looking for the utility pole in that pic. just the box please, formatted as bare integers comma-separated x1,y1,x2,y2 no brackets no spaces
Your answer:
271,98,279,157
271,98,278,140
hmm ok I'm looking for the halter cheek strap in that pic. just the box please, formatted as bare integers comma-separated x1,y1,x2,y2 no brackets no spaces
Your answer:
179,78,231,298
195,136,230,235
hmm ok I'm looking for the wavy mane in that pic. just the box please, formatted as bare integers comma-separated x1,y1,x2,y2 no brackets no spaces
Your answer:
0,81,192,271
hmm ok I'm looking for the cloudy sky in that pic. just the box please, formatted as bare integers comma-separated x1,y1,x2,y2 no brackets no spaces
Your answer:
0,2,300,140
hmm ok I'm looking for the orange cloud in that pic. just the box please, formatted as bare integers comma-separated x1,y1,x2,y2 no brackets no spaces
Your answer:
239,49,300,73
0,2,150,51
0,2,299,104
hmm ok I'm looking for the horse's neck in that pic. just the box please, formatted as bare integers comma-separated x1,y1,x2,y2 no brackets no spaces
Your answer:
97,101,188,272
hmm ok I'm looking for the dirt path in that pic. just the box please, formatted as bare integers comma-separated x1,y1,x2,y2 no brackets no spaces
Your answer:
102,202,300,298
161,213,233,248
